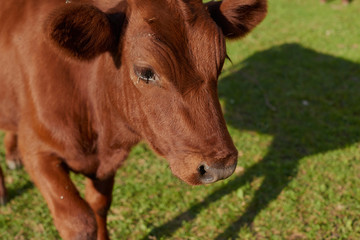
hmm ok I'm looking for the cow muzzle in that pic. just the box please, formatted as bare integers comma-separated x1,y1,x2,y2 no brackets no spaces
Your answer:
169,151,238,185
197,161,237,184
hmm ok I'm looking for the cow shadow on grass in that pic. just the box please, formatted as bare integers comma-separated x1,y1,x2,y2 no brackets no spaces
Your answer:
144,43,360,239
0,161,34,204
5,180,34,203
0,145,34,204
323,0,353,3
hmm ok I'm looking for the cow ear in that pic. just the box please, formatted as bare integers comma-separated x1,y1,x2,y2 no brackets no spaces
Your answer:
45,4,124,60
206,0,267,39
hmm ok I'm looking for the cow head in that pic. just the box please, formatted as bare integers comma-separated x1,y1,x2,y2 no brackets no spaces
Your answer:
45,0,267,185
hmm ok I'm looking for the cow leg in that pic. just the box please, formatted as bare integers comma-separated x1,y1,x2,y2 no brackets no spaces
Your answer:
4,132,22,170
0,166,6,205
85,176,115,240
23,154,97,240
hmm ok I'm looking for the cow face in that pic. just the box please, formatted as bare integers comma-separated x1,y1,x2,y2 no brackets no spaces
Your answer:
45,0,267,185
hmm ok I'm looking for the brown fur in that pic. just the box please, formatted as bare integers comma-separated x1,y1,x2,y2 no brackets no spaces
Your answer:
0,0,267,239
206,0,267,39
45,4,116,60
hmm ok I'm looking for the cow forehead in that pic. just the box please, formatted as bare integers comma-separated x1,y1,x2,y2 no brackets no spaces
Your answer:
131,0,204,19
128,0,226,82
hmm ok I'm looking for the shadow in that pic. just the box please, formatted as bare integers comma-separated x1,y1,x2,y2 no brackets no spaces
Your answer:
321,0,353,3
145,43,360,239
5,179,34,203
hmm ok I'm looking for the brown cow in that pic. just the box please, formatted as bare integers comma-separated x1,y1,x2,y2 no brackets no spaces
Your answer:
0,0,267,239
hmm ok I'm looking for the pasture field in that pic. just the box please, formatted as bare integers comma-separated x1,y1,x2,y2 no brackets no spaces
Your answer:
1,0,360,239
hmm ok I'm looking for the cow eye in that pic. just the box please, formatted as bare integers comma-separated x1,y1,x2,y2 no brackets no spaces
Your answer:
134,65,157,84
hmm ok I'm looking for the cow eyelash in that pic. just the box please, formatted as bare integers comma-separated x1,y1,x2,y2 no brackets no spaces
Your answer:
134,65,157,84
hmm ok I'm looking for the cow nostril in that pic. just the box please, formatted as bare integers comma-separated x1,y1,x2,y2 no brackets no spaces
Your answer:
198,165,206,176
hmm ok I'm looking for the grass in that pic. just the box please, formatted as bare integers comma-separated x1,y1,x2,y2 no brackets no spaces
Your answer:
1,0,360,239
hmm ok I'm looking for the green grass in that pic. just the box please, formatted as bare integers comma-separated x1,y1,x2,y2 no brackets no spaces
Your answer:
1,0,360,239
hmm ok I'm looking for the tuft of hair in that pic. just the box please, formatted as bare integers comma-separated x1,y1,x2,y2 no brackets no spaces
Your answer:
45,4,115,60
206,0,267,39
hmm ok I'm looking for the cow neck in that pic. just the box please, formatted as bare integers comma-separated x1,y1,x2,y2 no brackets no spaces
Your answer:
89,54,140,179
